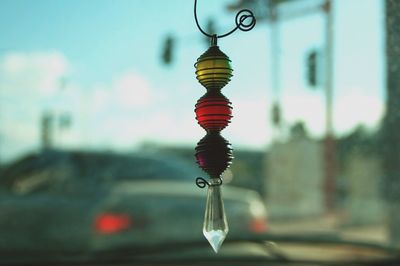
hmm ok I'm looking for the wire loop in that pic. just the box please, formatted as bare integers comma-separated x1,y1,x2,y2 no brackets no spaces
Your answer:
235,9,256,31
194,0,256,40
195,176,223,188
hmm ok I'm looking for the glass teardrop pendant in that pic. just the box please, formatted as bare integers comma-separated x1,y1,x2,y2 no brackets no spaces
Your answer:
203,182,229,253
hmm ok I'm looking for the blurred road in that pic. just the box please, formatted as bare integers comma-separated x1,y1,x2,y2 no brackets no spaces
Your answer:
269,213,388,244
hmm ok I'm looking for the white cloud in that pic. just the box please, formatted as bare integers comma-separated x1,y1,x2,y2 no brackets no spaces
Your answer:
226,95,270,148
0,56,166,158
0,52,68,98
0,51,384,163
282,91,326,135
0,52,69,161
282,88,384,136
114,71,152,108
67,70,181,150
86,71,156,115
0,51,274,158
334,89,384,132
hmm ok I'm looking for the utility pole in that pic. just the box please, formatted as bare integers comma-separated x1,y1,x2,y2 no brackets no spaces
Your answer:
269,2,283,137
383,0,400,246
41,111,53,150
322,0,336,212
229,0,336,212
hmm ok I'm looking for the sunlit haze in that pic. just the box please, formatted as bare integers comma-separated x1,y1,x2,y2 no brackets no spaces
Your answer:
0,0,383,162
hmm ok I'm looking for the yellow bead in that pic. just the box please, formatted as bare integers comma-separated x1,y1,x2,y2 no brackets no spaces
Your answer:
195,46,233,90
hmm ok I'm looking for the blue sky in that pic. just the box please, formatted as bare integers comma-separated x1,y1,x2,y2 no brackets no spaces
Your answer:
0,0,384,162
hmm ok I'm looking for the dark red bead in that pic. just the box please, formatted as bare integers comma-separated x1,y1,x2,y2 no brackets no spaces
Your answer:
195,132,233,178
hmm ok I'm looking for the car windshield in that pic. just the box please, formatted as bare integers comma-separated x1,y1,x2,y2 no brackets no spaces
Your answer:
1,0,399,265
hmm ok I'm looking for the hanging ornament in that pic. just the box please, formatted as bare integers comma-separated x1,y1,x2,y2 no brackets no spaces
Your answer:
193,0,256,253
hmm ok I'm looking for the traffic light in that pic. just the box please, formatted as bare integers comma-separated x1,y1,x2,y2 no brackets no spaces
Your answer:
271,101,281,127
161,35,174,65
306,50,318,87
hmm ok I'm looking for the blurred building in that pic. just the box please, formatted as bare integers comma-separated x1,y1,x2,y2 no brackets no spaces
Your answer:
342,150,384,225
265,123,324,219
337,127,384,225
266,124,385,224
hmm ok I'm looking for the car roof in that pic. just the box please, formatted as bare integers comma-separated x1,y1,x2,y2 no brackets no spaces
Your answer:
0,149,203,189
110,180,263,203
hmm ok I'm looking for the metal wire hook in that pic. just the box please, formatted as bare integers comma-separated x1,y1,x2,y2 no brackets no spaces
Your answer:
194,0,256,40
195,176,223,188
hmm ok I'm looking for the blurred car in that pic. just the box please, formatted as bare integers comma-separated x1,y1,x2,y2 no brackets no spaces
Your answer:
91,180,268,251
0,150,267,253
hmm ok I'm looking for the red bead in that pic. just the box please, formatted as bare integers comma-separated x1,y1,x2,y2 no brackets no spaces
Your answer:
195,93,232,131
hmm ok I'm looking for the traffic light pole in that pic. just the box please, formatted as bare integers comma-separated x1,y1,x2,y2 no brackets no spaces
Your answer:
230,0,337,212
270,6,283,134
268,0,336,212
323,0,336,212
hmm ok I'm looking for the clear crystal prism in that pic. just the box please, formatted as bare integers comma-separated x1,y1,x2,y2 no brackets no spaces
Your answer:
203,183,229,253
